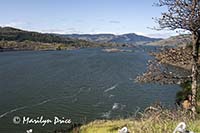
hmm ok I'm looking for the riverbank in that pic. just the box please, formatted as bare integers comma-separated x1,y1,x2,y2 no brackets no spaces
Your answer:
79,119,200,133
0,40,132,52
0,40,84,51
77,106,200,133
151,46,200,70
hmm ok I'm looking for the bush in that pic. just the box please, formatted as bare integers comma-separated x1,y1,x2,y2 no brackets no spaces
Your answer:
176,81,200,113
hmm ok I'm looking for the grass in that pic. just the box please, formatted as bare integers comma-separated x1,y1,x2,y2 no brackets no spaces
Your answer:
79,119,200,133
71,81,200,133
73,106,200,133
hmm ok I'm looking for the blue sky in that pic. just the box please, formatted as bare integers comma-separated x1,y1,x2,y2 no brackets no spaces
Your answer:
0,0,177,38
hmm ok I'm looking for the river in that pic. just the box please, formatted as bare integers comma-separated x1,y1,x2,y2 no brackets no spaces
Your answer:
0,47,181,132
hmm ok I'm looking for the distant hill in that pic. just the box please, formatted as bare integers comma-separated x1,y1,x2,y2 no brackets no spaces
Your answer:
0,27,122,51
0,27,85,44
147,34,192,47
61,34,115,43
60,33,162,45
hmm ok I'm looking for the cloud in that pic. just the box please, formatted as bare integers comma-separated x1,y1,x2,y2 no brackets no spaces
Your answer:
41,29,66,34
66,28,82,34
146,32,178,39
0,20,33,32
1,20,30,27
109,20,120,24
4,22,19,27
135,31,179,39
40,27,84,34
97,19,105,22
135,32,148,36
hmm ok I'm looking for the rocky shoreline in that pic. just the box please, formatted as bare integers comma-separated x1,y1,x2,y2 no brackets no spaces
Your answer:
151,46,200,70
136,46,197,84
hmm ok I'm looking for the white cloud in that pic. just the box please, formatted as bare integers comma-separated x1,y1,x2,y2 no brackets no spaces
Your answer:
109,20,120,24
41,27,85,34
135,32,148,36
0,20,32,31
147,33,174,38
41,29,66,34
4,21,27,27
66,28,83,34
135,31,179,39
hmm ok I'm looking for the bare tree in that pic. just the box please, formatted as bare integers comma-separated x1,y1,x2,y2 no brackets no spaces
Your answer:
156,0,200,116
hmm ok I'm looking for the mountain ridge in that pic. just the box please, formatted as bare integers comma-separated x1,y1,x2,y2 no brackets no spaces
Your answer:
0,27,104,51
146,34,191,47
59,33,162,45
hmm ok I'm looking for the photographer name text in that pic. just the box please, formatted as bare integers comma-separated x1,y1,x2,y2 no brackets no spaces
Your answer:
13,116,72,126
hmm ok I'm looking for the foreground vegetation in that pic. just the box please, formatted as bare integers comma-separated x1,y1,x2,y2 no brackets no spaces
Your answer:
75,78,200,133
79,119,200,133
77,107,200,133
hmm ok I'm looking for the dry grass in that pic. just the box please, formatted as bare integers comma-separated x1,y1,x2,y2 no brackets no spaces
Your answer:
77,106,200,133
80,119,200,133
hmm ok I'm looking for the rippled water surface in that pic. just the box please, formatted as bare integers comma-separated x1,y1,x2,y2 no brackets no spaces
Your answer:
0,47,181,132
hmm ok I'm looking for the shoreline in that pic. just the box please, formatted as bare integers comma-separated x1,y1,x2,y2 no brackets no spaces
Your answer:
152,46,195,70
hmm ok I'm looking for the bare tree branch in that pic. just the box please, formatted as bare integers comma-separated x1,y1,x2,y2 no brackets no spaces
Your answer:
148,0,200,116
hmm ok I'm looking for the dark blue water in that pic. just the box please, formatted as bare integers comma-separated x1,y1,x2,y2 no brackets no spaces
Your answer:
0,47,181,132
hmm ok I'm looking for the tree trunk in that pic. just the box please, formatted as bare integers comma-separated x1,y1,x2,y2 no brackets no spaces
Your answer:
191,31,200,117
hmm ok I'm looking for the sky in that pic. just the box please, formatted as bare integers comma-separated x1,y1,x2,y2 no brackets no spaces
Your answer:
0,0,178,38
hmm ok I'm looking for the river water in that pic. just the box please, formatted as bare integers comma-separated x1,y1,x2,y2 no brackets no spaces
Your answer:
0,47,181,132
